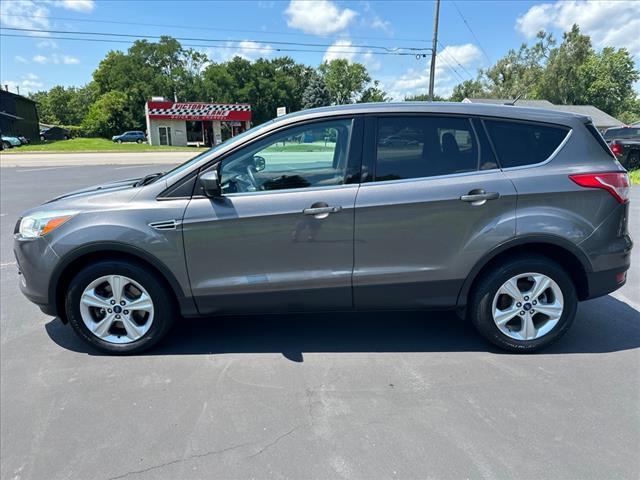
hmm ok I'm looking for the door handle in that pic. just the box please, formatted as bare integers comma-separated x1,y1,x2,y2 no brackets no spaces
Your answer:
460,189,500,205
303,206,342,216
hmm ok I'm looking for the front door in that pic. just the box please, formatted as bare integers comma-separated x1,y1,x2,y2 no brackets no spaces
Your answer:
353,115,517,309
158,126,172,146
182,117,362,315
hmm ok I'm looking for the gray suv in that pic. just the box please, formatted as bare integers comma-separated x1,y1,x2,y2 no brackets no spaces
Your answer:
14,103,632,354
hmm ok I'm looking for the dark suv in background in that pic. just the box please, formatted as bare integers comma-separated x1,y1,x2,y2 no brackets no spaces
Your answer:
604,126,640,170
14,103,632,354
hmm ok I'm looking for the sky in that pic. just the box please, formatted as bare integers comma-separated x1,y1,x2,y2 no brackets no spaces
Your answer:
1,0,639,101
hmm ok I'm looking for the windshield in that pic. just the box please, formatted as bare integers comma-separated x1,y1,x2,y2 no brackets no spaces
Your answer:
159,121,275,180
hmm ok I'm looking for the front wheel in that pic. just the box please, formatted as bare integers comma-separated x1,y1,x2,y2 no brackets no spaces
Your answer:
117,139,123,144
65,260,176,354
136,139,143,144
468,255,577,352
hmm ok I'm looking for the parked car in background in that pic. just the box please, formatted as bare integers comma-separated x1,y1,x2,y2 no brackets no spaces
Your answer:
112,131,146,144
603,126,640,170
40,127,71,141
1,135,22,149
13,103,632,355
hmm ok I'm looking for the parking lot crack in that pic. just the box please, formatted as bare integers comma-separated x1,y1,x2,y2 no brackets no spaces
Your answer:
106,441,252,480
245,425,302,459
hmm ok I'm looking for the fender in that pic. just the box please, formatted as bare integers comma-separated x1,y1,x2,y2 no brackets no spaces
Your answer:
49,241,199,318
456,234,593,308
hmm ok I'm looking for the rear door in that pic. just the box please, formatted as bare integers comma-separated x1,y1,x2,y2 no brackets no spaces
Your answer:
182,116,362,315
353,115,517,309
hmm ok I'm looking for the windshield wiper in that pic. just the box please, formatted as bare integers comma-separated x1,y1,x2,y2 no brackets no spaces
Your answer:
134,172,164,187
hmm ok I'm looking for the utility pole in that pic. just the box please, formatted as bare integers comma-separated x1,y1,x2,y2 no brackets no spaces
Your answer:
428,0,441,101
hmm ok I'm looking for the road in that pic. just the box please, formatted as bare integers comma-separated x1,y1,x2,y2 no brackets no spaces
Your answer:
1,161,639,480
0,151,197,167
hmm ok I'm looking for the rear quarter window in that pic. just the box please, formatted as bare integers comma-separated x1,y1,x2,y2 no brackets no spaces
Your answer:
585,123,615,158
484,120,569,168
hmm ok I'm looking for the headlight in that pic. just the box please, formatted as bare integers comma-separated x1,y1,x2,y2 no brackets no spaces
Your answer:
18,211,78,238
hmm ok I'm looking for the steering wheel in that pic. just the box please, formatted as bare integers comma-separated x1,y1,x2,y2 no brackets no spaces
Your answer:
246,165,260,190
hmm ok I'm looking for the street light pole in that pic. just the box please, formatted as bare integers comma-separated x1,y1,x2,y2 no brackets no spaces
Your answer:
428,0,441,101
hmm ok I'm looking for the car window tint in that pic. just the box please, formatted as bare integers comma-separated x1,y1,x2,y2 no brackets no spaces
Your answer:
375,116,479,181
220,118,352,194
484,120,569,168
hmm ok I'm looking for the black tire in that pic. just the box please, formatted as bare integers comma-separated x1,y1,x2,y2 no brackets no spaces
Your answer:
2,141,10,149
117,139,123,144
65,260,176,354
136,139,143,144
468,255,577,353
63,135,69,140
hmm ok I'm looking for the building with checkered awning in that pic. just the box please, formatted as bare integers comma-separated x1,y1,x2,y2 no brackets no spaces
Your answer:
145,98,252,147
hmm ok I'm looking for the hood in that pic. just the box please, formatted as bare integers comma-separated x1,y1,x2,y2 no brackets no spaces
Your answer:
46,176,142,204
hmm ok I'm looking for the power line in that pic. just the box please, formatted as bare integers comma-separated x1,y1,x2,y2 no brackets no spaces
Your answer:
436,40,475,80
0,12,432,44
450,1,492,65
0,26,432,53
0,32,425,56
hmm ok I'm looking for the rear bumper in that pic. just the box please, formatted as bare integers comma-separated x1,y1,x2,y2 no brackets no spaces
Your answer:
584,267,629,300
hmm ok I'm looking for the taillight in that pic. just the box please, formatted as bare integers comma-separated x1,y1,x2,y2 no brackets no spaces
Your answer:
610,143,623,156
569,172,630,204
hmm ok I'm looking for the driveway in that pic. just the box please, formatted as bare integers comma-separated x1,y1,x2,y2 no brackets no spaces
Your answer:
1,163,638,480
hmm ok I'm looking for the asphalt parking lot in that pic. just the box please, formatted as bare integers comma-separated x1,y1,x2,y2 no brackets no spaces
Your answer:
1,161,639,480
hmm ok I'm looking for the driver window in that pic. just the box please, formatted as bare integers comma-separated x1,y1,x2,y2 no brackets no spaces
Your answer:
220,118,353,194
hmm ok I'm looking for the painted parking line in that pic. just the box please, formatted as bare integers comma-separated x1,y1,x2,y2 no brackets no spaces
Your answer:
16,166,72,173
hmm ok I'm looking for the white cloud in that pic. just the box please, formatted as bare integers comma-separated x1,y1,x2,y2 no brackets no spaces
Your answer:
2,73,44,94
37,39,58,49
30,53,80,64
206,40,275,62
323,39,356,63
0,0,94,35
370,16,392,33
0,0,51,32
285,0,357,35
516,0,640,56
55,0,95,12
61,55,80,64
384,44,483,100
322,39,382,71
15,55,29,63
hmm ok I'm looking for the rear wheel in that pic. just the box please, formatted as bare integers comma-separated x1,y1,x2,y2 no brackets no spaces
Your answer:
2,141,10,149
468,255,577,352
136,139,143,144
65,260,176,354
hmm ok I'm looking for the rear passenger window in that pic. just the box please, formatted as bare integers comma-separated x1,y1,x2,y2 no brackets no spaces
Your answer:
484,120,569,168
375,116,480,181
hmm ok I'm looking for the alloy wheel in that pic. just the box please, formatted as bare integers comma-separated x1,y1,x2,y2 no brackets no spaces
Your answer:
79,275,154,344
491,272,564,341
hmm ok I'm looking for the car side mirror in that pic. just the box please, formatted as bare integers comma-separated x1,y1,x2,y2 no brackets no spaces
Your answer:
201,170,221,197
253,155,266,172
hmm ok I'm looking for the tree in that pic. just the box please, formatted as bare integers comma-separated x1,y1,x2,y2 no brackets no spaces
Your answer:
536,25,593,104
358,80,389,103
29,83,97,125
449,79,488,102
319,59,371,104
483,31,554,99
580,47,640,117
404,93,447,101
81,91,136,137
302,72,331,109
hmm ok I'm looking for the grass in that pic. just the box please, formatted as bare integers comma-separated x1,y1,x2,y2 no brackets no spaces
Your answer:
629,169,640,185
1,137,208,153
265,141,335,153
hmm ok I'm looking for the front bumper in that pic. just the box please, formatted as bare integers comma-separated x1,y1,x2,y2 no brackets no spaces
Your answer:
14,235,59,316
